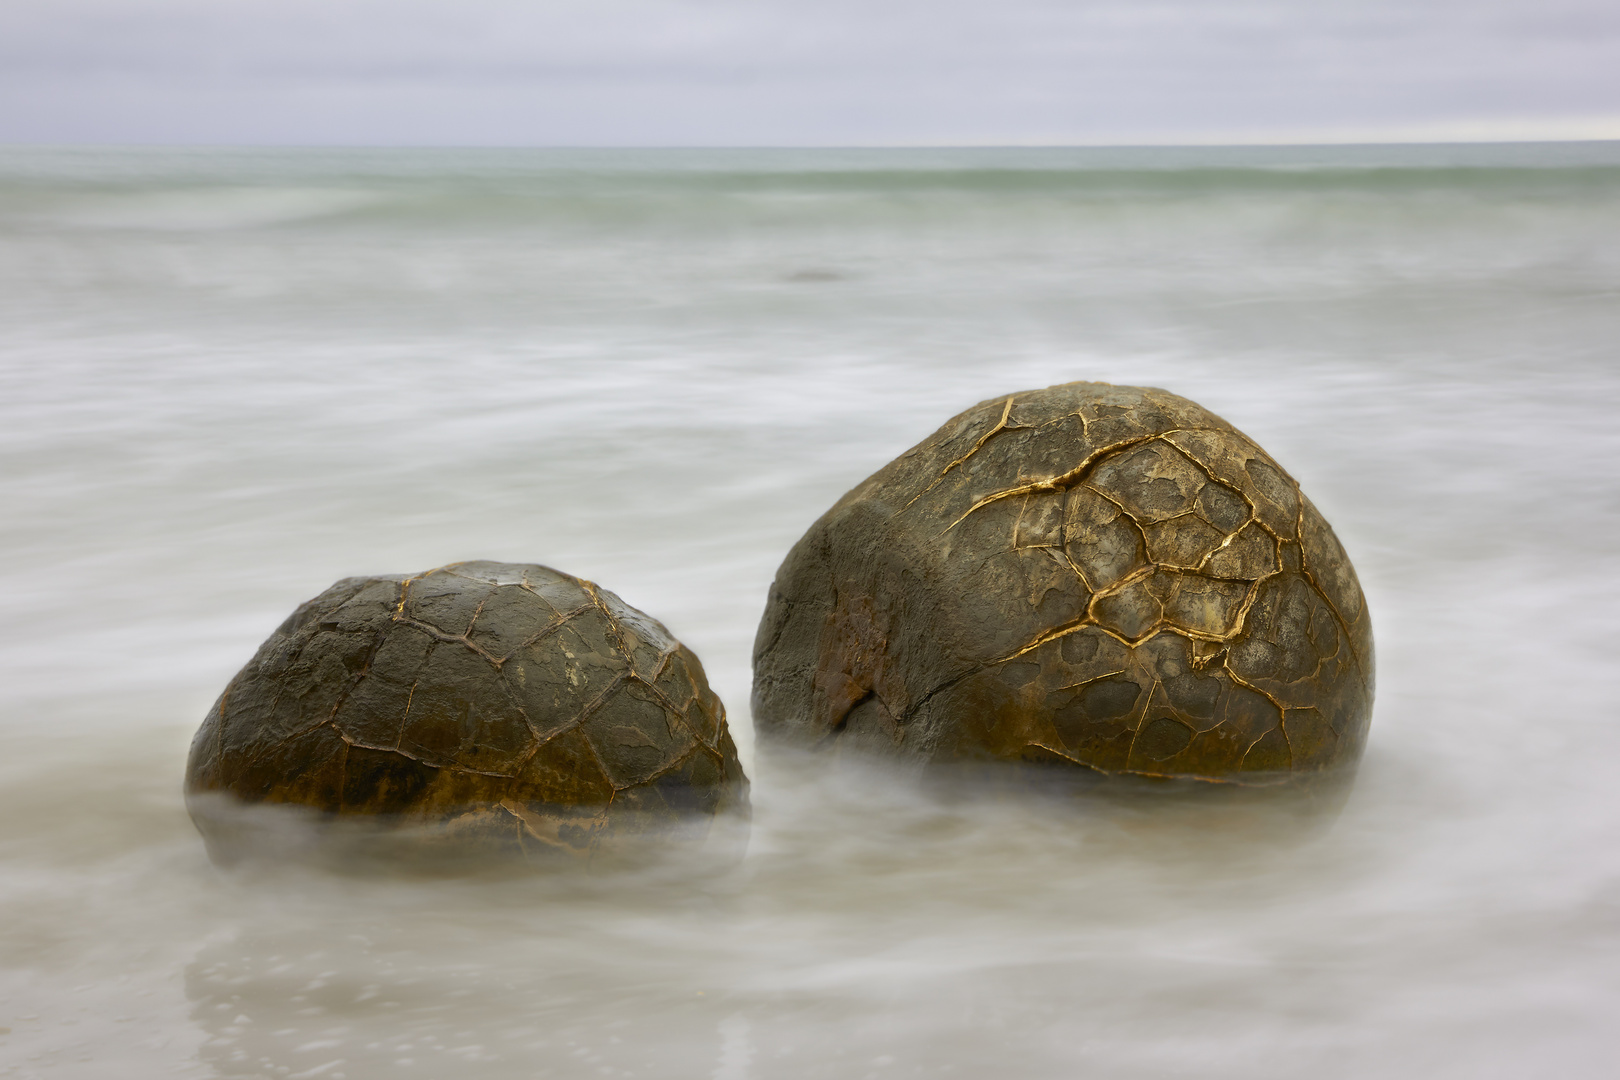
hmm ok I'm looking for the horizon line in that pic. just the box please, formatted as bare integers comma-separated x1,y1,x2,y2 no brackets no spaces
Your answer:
4,136,1620,152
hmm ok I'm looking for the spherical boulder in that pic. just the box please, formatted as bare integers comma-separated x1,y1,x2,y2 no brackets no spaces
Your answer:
187,561,749,865
753,382,1374,786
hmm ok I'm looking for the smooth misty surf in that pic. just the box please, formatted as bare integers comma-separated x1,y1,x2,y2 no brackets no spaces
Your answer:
2,144,1617,1078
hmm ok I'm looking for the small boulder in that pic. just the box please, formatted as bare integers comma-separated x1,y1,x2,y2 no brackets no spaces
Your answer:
187,561,749,866
753,382,1373,786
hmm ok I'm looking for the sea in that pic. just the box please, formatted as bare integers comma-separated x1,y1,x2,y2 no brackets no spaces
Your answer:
1,143,1618,1078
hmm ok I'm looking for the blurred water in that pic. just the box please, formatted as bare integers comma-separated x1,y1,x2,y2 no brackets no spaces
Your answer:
1,144,1618,1079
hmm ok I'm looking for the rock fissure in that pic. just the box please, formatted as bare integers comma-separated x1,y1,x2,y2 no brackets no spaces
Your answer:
943,426,1235,535
899,395,1017,514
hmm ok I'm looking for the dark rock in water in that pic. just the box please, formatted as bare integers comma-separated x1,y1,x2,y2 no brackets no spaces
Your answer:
187,561,749,867
753,382,1374,787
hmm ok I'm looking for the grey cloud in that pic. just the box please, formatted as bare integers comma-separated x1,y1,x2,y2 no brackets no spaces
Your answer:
0,0,1616,143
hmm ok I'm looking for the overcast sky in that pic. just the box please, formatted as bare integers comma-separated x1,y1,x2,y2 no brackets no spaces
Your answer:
2,0,1617,145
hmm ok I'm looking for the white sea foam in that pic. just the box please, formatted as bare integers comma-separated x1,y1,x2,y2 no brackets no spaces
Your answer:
1,145,1617,1078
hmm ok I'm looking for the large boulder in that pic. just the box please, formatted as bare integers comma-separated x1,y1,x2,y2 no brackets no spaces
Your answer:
187,561,749,866
753,382,1374,786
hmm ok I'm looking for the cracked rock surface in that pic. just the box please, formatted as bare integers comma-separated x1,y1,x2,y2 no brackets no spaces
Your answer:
186,561,749,863
752,382,1374,785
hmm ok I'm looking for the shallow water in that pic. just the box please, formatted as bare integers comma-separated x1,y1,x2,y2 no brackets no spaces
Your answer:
2,144,1619,1078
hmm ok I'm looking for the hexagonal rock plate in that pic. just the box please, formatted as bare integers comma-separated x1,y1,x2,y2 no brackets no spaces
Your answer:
752,382,1374,785
187,561,749,863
